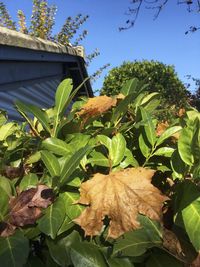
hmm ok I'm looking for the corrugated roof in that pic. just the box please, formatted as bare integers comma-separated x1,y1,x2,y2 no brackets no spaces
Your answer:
0,26,85,57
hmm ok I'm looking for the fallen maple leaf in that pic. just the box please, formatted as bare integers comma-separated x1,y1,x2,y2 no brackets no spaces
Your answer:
9,185,54,227
76,95,117,120
74,167,168,239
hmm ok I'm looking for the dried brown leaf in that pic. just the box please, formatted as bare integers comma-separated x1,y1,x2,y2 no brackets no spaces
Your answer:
77,96,117,119
156,121,169,137
74,167,168,239
191,253,200,267
0,222,16,237
163,228,184,259
9,185,54,227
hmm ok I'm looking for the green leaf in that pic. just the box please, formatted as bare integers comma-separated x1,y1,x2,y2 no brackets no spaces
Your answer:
47,231,80,267
156,126,182,146
107,257,134,267
120,149,139,168
38,197,66,239
171,149,187,179
182,200,200,251
0,231,29,267
178,119,200,166
19,173,38,191
41,151,60,177
121,78,138,96
174,181,200,251
110,133,126,167
25,151,41,165
97,135,111,151
146,249,183,267
42,137,71,156
0,122,17,141
140,92,159,106
61,192,84,220
139,133,151,158
15,100,51,133
70,242,107,267
55,79,73,116
89,151,109,167
153,147,175,157
0,187,9,220
113,215,162,257
60,146,90,186
111,93,135,125
140,107,156,146
0,176,12,196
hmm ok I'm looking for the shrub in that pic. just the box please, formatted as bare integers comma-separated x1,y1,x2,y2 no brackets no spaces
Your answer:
0,78,199,266
101,60,189,109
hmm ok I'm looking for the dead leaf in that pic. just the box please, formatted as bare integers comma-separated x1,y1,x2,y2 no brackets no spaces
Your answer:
163,228,184,259
156,121,169,137
0,222,16,237
9,185,54,227
74,167,168,239
2,165,24,179
76,96,117,119
178,108,185,118
191,253,200,267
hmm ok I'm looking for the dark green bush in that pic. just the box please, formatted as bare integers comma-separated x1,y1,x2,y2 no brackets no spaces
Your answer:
101,60,189,109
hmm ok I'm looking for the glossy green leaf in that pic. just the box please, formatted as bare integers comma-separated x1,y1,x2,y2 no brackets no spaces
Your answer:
89,151,109,167
47,231,80,267
120,149,139,168
113,215,162,257
41,150,60,177
146,249,183,267
156,126,182,146
140,92,159,106
0,187,9,220
107,257,134,267
0,176,12,196
55,79,73,116
111,93,135,125
42,137,71,156
140,107,156,146
15,100,51,133
57,192,83,235
0,122,17,141
110,133,126,167
38,197,66,239
70,242,107,267
0,231,29,267
61,192,84,220
171,149,187,179
121,78,138,96
97,135,111,151
153,147,175,157
25,151,41,165
178,120,200,166
19,173,38,191
60,146,90,186
139,133,151,158
174,181,200,251
182,200,200,251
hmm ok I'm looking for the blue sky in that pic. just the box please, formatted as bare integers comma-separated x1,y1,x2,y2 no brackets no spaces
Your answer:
3,0,200,93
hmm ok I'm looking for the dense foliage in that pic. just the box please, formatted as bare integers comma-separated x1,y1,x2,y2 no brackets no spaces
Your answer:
0,78,199,266
101,60,189,110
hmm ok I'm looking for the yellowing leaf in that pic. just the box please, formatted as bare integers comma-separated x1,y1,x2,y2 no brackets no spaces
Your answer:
74,167,168,239
77,96,117,119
